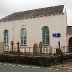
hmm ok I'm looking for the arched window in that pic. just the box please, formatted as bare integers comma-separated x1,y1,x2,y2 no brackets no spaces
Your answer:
42,26,49,45
21,28,27,45
4,30,8,45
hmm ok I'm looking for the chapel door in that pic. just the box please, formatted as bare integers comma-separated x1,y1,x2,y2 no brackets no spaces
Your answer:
69,37,72,52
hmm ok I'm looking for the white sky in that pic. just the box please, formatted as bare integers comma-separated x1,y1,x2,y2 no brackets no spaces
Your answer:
0,0,72,25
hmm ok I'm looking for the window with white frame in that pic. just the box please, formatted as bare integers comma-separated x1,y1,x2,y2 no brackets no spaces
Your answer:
4,30,8,45
21,28,27,45
42,26,49,45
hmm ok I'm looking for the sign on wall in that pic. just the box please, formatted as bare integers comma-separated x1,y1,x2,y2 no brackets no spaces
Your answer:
53,33,61,38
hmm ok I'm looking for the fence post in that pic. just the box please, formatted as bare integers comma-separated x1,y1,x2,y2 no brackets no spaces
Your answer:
58,41,60,49
60,51,64,67
58,41,64,67
39,42,42,56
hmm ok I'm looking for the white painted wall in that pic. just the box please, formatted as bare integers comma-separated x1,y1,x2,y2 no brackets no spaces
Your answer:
0,14,67,53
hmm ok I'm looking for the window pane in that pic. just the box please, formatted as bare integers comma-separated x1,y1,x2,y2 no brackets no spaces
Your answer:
24,36,27,39
24,40,26,44
42,26,49,45
7,36,8,44
21,28,27,45
21,36,23,40
4,40,6,44
46,30,49,34
21,40,23,44
42,34,45,39
4,36,6,41
4,30,8,45
42,39,45,44
46,35,49,44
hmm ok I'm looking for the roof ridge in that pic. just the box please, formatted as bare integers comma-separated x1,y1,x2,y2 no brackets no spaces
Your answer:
0,5,64,22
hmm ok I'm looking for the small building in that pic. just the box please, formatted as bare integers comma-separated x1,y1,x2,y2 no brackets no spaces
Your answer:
67,26,72,52
0,5,71,54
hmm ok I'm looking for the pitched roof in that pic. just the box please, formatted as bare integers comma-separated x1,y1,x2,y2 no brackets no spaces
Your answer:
67,26,72,34
0,5,64,22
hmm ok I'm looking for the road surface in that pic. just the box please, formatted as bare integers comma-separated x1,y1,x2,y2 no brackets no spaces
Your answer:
0,62,72,72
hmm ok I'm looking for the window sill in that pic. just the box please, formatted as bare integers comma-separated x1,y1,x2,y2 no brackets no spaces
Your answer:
20,45,27,46
42,44,50,46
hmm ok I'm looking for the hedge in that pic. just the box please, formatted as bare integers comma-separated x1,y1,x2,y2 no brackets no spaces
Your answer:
0,53,72,66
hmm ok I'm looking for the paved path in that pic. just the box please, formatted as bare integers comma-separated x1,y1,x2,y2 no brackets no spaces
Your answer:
54,61,72,68
0,62,72,72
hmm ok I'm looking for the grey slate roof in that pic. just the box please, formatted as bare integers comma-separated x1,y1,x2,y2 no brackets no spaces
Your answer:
0,5,64,22
67,26,72,34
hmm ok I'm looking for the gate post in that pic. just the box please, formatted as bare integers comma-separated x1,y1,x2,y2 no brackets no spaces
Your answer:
33,43,38,56
10,41,14,54
16,41,21,55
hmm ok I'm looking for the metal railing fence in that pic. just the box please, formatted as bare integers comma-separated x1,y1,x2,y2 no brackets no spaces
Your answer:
2,45,69,56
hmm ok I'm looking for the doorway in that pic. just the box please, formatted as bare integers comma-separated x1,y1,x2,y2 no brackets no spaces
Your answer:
68,37,72,52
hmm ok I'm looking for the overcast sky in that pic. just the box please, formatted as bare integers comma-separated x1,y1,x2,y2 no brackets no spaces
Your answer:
0,0,72,25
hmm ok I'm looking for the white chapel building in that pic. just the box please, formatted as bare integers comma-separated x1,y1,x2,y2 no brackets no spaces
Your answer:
0,5,71,54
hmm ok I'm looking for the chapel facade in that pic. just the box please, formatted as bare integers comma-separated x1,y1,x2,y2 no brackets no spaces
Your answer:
0,5,71,54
